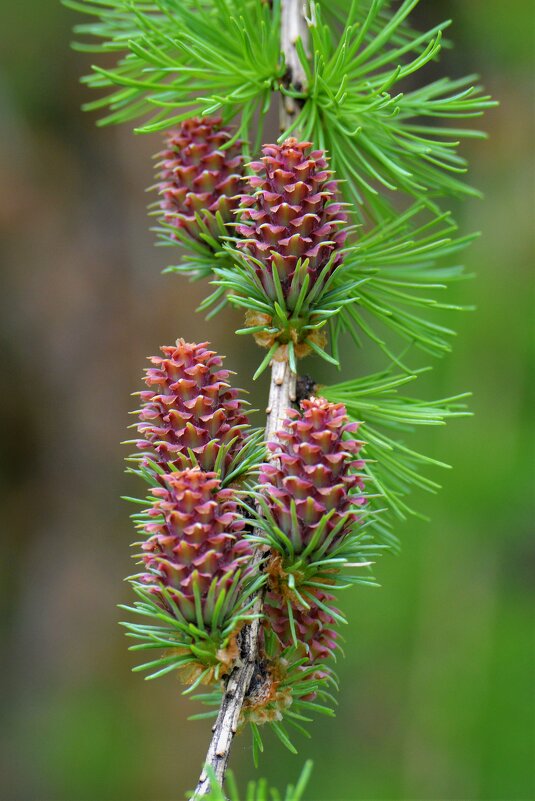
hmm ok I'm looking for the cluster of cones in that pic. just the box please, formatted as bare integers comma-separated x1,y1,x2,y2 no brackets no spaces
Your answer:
156,116,347,305
133,340,253,625
130,118,364,714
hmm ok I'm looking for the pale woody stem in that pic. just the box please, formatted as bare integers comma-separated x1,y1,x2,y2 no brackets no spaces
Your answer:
192,1,306,795
192,356,295,797
280,0,309,131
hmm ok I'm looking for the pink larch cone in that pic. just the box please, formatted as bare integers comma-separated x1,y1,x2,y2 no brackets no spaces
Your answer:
139,468,251,624
157,116,245,243
265,588,339,664
235,138,348,302
134,339,250,478
259,397,366,555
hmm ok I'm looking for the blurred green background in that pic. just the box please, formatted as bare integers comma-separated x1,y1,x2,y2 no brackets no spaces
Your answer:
1,2,533,799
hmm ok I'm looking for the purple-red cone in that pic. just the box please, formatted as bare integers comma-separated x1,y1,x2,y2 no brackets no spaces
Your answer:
265,588,339,664
259,397,366,554
135,340,249,477
140,468,251,624
157,116,245,243
235,138,348,301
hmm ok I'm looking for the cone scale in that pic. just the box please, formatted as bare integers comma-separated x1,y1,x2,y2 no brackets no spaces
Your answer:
134,339,250,479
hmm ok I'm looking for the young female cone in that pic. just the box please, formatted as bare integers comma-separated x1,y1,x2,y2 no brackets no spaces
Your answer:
139,467,251,626
157,116,245,244
236,139,348,303
259,397,366,556
134,340,250,479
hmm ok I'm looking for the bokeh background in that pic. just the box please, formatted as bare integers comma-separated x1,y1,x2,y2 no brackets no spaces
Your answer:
1,2,533,799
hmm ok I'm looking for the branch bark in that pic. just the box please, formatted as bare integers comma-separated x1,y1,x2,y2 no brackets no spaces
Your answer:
193,2,308,795
192,357,296,797
280,0,309,131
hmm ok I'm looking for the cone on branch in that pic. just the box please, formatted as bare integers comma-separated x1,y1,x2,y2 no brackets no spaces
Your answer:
133,339,251,481
156,116,245,246
64,0,491,784
235,138,348,304
265,588,339,664
257,397,366,561
138,468,252,626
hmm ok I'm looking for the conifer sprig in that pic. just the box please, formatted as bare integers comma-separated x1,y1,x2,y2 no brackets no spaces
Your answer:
64,0,492,795
66,0,495,219
65,0,283,141
300,1,495,216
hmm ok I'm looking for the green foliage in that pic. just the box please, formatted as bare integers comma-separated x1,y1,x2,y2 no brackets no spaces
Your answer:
157,211,236,285
215,252,358,376
191,760,313,800
120,578,260,688
302,1,495,217
66,0,495,220
190,644,338,758
334,203,476,361
244,491,381,590
321,368,470,534
65,0,283,144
